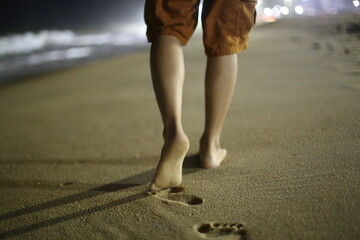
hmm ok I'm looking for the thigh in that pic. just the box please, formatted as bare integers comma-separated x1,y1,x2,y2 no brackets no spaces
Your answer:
144,0,201,45
202,0,257,56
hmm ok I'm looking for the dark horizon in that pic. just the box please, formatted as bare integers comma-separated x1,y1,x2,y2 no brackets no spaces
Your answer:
0,0,146,35
1,0,357,35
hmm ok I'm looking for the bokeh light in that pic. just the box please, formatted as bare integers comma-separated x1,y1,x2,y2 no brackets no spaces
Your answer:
264,8,273,17
280,6,290,15
295,5,304,15
272,5,282,18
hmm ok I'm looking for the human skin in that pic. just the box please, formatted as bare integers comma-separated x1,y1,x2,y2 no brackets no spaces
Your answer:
149,35,237,191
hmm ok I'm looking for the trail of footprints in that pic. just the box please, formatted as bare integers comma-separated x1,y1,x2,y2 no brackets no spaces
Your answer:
151,187,246,239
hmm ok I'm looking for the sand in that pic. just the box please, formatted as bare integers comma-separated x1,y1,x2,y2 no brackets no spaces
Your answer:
0,15,359,240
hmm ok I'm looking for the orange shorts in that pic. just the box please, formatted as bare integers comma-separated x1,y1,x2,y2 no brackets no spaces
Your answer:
144,0,257,57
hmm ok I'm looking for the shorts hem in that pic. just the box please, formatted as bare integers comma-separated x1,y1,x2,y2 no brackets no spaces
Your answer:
205,43,248,57
147,29,189,46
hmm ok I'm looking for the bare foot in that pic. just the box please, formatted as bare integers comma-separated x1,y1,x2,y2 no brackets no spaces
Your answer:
199,138,227,169
150,132,190,191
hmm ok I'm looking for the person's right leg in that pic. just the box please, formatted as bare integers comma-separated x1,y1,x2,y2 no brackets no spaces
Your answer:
200,54,238,168
199,0,256,168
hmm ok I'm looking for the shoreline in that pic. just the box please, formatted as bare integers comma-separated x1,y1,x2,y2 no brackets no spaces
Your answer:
0,44,147,85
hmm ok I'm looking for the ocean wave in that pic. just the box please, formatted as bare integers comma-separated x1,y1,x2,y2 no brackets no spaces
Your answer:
0,27,147,83
0,29,146,56
27,47,93,64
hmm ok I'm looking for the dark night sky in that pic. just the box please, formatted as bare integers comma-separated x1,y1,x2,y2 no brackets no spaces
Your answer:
1,0,146,34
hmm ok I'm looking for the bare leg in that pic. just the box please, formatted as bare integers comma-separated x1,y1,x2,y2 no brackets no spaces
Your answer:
200,54,238,168
150,35,190,191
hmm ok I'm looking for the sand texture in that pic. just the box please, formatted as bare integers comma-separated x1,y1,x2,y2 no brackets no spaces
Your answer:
0,15,359,239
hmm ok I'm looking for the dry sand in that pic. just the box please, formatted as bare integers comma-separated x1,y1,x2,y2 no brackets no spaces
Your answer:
0,15,359,240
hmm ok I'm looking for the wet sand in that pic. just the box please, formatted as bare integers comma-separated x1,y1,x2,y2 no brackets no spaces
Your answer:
0,15,360,239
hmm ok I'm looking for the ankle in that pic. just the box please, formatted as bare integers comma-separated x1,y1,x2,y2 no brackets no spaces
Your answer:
200,134,220,151
163,122,182,137
163,124,188,145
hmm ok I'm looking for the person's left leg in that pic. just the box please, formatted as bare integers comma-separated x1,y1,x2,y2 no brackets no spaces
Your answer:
144,0,200,190
149,35,189,191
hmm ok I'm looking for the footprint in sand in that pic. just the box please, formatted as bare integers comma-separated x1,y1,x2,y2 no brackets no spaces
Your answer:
194,222,246,240
150,187,203,206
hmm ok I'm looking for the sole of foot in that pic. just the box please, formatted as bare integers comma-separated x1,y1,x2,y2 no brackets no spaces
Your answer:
150,133,189,191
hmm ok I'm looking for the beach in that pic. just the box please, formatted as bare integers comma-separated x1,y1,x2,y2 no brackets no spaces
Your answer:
0,15,359,240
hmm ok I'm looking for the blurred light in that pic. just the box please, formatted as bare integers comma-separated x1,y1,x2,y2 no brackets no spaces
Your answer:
294,5,304,15
257,0,262,5
263,8,273,16
284,0,292,7
199,2,203,21
272,5,281,17
329,8,338,14
280,6,290,15
353,0,359,7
